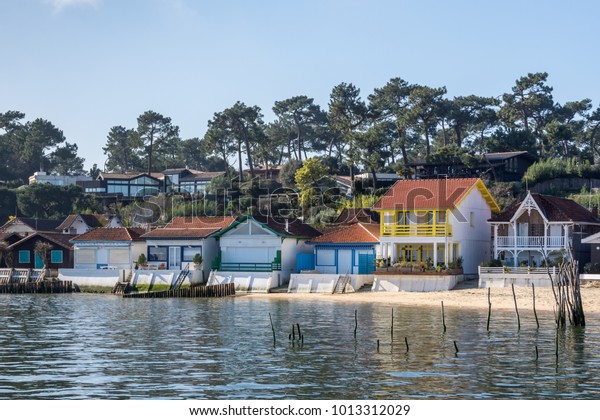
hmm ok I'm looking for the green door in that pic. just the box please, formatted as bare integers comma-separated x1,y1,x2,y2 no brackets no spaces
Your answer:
34,252,44,269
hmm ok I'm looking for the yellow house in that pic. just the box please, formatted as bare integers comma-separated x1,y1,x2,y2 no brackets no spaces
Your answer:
372,178,499,276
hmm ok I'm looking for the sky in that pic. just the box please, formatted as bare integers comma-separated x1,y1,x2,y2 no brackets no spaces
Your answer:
1,0,599,171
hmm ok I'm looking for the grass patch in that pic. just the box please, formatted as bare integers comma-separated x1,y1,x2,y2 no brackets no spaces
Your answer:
76,285,114,294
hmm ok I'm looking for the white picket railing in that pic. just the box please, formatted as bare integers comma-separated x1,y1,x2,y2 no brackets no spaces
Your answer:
496,236,566,248
479,266,558,275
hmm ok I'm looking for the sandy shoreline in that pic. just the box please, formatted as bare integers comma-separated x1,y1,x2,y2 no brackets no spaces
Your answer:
239,281,600,315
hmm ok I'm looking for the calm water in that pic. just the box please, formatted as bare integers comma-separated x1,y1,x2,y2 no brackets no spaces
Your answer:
1,294,600,399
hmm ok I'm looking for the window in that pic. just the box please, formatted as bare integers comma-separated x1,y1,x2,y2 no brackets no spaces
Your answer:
183,247,202,261
77,249,95,264
148,246,168,261
316,249,335,266
109,249,129,265
437,211,446,224
50,250,63,264
18,250,30,263
383,212,394,225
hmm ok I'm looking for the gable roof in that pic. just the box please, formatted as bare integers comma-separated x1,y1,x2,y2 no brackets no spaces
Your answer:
483,151,537,162
215,215,322,239
491,192,600,224
56,214,108,231
141,216,236,239
311,223,380,244
372,178,500,212
9,232,77,250
334,208,379,225
71,227,146,242
0,217,62,233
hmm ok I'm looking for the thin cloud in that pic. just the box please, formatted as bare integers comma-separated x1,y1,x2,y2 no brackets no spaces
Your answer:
47,0,102,11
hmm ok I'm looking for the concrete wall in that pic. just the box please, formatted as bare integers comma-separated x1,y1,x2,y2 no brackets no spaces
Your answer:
207,271,275,293
478,272,554,288
58,269,124,287
288,273,374,293
372,274,464,292
281,238,314,283
58,268,187,288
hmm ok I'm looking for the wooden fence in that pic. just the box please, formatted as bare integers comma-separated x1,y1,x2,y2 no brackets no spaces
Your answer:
122,283,235,299
0,280,73,294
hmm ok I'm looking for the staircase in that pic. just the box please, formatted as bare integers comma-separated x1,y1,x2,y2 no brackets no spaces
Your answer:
332,273,351,294
171,264,190,290
112,271,133,295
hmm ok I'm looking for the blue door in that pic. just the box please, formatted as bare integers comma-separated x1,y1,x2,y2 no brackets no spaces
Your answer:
34,252,44,269
296,254,315,273
358,253,375,274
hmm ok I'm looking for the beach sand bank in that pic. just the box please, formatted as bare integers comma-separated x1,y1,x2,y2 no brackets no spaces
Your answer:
240,281,600,315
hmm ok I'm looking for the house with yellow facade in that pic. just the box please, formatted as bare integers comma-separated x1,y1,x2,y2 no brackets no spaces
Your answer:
372,178,500,277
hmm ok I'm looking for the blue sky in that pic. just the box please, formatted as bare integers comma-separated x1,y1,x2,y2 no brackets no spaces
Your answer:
1,0,599,170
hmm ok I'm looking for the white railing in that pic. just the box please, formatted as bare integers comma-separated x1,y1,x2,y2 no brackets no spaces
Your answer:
496,236,566,248
479,266,558,275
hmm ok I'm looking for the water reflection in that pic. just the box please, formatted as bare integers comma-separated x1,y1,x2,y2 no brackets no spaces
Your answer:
0,295,599,399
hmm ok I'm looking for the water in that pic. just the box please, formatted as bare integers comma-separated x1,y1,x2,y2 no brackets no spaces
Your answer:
1,294,600,399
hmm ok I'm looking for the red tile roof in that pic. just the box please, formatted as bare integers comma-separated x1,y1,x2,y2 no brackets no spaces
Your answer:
71,227,146,242
166,216,236,229
311,223,380,243
141,217,236,239
373,178,484,210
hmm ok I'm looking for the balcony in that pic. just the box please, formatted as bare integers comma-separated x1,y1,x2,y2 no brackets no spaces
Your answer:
495,236,566,249
381,224,452,237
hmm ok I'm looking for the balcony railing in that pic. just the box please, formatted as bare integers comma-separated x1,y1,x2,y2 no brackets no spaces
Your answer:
217,262,282,272
381,224,452,237
496,236,566,249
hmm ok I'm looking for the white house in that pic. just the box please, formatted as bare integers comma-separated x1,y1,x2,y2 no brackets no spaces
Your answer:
372,178,500,276
211,214,321,286
489,191,600,268
71,227,146,269
140,216,236,278
56,214,122,235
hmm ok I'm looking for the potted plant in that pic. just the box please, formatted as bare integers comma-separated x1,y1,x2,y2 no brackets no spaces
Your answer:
190,253,204,285
137,253,147,269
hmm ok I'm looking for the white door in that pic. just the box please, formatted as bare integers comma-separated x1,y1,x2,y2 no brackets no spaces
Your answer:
169,247,181,269
337,249,353,275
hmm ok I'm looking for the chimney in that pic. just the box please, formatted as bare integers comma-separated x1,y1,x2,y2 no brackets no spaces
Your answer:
285,218,289,233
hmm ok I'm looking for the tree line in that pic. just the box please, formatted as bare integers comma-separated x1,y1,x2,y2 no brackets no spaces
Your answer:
2,71,600,188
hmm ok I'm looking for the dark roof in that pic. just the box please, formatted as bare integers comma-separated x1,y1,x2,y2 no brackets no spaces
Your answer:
491,193,600,224
0,231,24,245
334,208,379,225
483,151,536,162
0,217,62,233
57,214,108,231
180,171,225,182
9,232,77,250
100,172,163,180
72,227,146,242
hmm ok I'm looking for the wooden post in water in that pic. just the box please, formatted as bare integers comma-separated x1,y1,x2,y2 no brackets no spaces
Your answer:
486,288,492,331
354,309,357,339
296,323,301,340
390,308,394,342
453,341,459,354
535,345,539,361
441,301,447,333
377,339,380,352
404,337,409,353
511,283,520,330
269,313,276,346
532,283,539,329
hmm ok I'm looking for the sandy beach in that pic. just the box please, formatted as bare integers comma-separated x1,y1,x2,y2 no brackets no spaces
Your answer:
241,281,600,315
